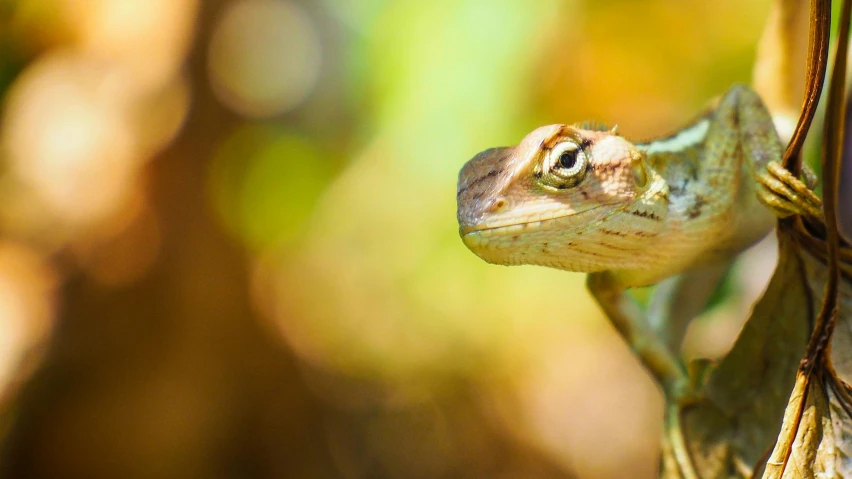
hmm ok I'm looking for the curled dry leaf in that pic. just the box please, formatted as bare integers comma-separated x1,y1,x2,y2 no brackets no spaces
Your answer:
758,228,852,478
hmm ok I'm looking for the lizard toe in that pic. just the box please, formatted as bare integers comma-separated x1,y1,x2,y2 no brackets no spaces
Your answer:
756,162,823,219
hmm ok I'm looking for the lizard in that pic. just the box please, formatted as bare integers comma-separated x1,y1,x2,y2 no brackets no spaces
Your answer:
455,84,822,474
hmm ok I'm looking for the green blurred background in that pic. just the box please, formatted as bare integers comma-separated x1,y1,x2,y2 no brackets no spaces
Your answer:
0,1,775,478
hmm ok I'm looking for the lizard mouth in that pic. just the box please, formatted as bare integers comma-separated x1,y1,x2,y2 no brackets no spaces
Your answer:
458,204,608,238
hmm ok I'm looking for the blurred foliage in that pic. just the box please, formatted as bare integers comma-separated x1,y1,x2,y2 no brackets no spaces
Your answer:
0,1,780,478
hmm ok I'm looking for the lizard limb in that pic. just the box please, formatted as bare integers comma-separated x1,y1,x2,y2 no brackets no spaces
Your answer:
587,272,690,398
588,272,703,479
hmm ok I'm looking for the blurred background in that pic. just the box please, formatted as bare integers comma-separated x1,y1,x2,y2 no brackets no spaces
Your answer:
0,1,779,478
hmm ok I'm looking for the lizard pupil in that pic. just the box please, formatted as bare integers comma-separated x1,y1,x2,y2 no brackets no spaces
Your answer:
559,150,577,169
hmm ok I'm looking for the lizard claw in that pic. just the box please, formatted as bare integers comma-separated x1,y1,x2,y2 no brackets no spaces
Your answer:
801,163,819,190
756,161,823,219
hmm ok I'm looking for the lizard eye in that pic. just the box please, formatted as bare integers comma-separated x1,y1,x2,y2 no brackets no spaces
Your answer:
539,140,588,189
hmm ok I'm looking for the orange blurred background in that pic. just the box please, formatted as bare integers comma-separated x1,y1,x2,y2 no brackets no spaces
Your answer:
0,1,774,478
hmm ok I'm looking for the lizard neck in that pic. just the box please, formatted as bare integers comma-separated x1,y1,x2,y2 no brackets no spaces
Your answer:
610,118,723,286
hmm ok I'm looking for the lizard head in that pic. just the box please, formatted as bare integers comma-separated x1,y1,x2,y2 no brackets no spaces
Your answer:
457,124,664,272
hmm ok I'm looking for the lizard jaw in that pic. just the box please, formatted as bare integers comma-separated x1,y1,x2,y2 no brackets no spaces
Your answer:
459,203,607,238
459,205,611,268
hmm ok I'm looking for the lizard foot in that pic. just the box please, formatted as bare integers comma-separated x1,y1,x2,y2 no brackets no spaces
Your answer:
663,359,715,479
756,161,823,219
665,387,702,479
666,403,700,479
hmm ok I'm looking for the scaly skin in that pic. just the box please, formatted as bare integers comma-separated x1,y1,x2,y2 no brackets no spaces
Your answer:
456,83,821,411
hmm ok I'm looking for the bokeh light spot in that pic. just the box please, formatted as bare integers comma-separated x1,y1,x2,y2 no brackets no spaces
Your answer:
60,0,199,90
209,125,329,250
2,52,138,227
208,0,322,118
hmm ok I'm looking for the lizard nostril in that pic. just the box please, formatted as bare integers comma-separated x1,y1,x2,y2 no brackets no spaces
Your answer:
492,198,508,212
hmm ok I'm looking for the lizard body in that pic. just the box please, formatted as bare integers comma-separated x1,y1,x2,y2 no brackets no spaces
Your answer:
456,84,821,399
